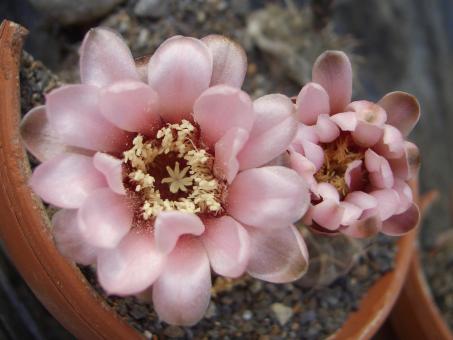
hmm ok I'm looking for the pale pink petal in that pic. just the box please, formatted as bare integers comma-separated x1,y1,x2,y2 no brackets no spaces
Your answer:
46,85,129,152
389,141,420,180
345,191,378,211
227,166,309,229
339,201,362,225
99,80,161,134
148,37,213,123
80,27,139,87
293,123,319,145
340,215,382,238
301,140,324,170
393,179,413,214
312,50,352,113
289,152,317,190
370,189,400,221
347,101,387,126
382,203,420,236
20,106,86,162
135,55,151,82
214,127,249,184
317,182,340,202
154,211,205,254
29,153,106,209
202,216,250,278
78,188,132,249
194,85,254,147
52,209,97,265
97,231,165,295
365,149,394,189
153,238,211,326
237,94,297,169
330,111,358,131
302,205,314,225
246,225,308,283
93,152,125,195
295,82,330,125
201,34,247,88
345,160,364,191
378,91,420,136
373,124,405,159
315,114,340,143
351,121,384,147
311,199,344,230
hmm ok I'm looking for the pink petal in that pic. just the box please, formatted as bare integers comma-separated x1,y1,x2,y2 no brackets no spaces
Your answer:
315,114,340,143
78,188,132,249
378,91,420,136
345,160,363,191
317,182,340,202
97,231,164,295
330,111,358,131
365,149,394,189
29,153,106,209
80,28,139,87
227,166,309,229
289,152,317,190
193,85,254,147
20,106,84,162
52,209,97,265
154,211,205,254
340,215,382,238
373,124,405,159
237,94,297,170
293,123,319,145
295,82,330,125
351,121,384,147
347,100,387,126
345,191,378,211
389,141,420,180
201,34,247,88
246,225,309,283
214,127,249,184
93,152,125,195
153,238,211,326
46,85,129,152
99,80,161,134
312,50,352,113
339,201,362,225
381,203,420,236
135,55,151,82
202,216,250,278
301,140,324,170
148,36,213,123
311,199,344,230
393,179,413,214
370,189,400,221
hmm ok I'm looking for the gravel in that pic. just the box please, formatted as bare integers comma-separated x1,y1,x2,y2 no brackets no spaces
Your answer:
82,234,396,339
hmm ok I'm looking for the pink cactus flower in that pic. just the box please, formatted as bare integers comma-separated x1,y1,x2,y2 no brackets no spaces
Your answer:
290,50,421,238
20,28,310,326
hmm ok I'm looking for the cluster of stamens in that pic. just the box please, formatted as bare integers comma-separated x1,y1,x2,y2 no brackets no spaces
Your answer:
123,120,225,220
314,134,365,197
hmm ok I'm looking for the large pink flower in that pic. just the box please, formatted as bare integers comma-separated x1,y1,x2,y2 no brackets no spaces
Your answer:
290,50,421,238
20,28,310,325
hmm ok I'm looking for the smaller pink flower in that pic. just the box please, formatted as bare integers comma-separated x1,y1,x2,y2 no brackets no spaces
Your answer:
290,50,421,238
21,28,310,326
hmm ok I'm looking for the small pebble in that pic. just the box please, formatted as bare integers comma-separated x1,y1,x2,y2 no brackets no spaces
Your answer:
271,303,294,326
164,326,184,338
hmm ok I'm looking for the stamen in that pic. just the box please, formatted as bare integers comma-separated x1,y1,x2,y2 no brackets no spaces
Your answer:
122,120,226,220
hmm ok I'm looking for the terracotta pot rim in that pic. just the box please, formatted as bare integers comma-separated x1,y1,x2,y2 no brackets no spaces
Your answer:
0,20,415,340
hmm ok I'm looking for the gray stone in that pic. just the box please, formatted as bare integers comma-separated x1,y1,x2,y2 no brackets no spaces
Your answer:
134,0,169,19
28,0,124,25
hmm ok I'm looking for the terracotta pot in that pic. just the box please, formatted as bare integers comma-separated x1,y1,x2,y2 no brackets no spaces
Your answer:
390,250,453,339
0,19,416,340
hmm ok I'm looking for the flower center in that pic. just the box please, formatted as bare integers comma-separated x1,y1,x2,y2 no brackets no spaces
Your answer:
314,134,366,197
123,120,226,221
